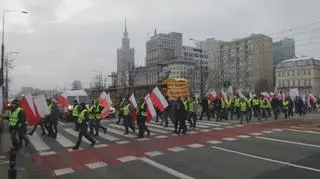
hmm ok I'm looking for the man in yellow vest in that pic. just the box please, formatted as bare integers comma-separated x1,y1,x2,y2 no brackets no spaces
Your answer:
94,100,107,136
282,97,289,118
226,96,234,120
47,99,60,139
137,98,150,138
72,103,96,150
8,99,30,151
123,98,135,135
246,95,252,120
252,96,260,118
88,100,96,135
183,97,194,128
72,100,81,131
188,96,197,128
240,97,249,123
234,96,241,119
28,98,52,136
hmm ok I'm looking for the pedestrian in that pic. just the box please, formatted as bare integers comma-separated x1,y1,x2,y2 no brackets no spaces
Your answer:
123,98,135,135
116,98,125,125
271,96,280,120
88,100,96,135
199,97,210,121
28,99,52,136
72,100,81,131
288,97,294,117
282,97,289,118
94,100,107,136
47,99,59,139
225,96,234,120
72,103,96,150
188,96,197,128
240,98,249,123
137,98,150,138
183,97,193,128
173,97,187,135
252,96,260,118
246,95,252,120
8,99,29,151
160,96,171,127
234,96,241,119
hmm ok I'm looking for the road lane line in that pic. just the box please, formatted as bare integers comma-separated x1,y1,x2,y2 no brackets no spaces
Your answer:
222,137,238,141
140,157,195,179
288,129,320,135
103,126,136,138
117,155,138,162
27,132,50,151
197,121,221,127
154,135,168,139
272,128,284,132
98,132,120,141
146,126,170,134
56,133,75,147
86,161,108,169
145,151,163,157
250,133,262,136
147,123,175,131
64,128,99,144
109,124,156,136
116,140,130,144
94,144,108,148
237,135,251,139
201,121,231,126
168,147,186,152
187,143,204,148
38,151,56,156
199,129,211,132
211,146,320,173
256,136,320,148
262,130,274,134
207,140,222,144
53,168,75,176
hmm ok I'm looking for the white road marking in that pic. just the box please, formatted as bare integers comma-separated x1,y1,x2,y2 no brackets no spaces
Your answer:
94,144,109,148
207,140,222,144
202,121,231,126
86,161,108,169
168,147,186,152
56,133,75,148
0,156,6,159
262,130,274,134
194,124,211,129
213,128,224,130
147,123,175,131
288,129,320,135
104,126,136,138
250,133,262,136
272,128,284,132
235,125,244,127
67,148,84,152
225,126,235,128
154,135,168,139
98,133,120,141
140,157,195,179
256,136,320,148
116,140,130,144
38,151,56,156
147,126,170,134
53,168,75,176
136,138,150,141
188,131,198,134
222,137,238,141
197,121,221,127
237,135,251,139
187,143,204,148
145,151,163,157
211,146,320,173
64,128,100,144
117,155,138,162
199,129,211,132
27,132,50,151
58,121,67,126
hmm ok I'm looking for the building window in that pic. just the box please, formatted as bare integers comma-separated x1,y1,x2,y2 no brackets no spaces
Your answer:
297,80,300,86
287,71,289,76
308,79,311,86
297,69,300,75
304,79,307,86
292,70,295,76
308,69,311,75
292,80,295,86
304,69,306,75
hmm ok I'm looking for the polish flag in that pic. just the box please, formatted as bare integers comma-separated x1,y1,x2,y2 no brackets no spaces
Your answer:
220,90,229,103
145,94,157,122
106,93,113,106
308,94,316,101
19,93,40,125
227,86,234,96
57,93,69,112
129,94,137,121
150,87,168,112
99,92,110,118
208,91,216,101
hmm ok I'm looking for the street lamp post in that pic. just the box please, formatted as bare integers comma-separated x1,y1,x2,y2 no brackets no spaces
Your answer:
1,10,28,100
4,52,19,99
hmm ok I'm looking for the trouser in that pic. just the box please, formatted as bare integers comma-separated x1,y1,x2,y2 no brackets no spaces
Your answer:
288,108,294,117
188,112,197,128
73,116,80,131
47,120,58,138
211,108,216,118
253,106,260,117
95,119,107,135
177,117,187,134
89,120,95,134
216,109,224,121
267,108,271,117
138,116,149,137
247,107,252,120
161,111,171,126
75,123,95,148
29,119,47,135
9,128,21,150
240,111,248,123
199,109,210,120
259,108,268,120
124,116,135,133
273,107,279,120
117,113,123,124
18,124,29,147
185,112,193,127
226,107,234,120
283,109,288,118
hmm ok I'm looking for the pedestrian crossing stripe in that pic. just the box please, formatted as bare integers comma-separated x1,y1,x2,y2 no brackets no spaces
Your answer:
27,132,51,151
56,133,75,147
109,124,156,136
64,128,100,144
147,122,175,131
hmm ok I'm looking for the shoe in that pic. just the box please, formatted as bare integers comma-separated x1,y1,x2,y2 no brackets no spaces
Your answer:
103,128,107,133
90,141,96,147
27,132,33,136
72,146,79,150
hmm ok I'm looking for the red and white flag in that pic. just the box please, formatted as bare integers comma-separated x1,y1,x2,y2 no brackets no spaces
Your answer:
129,94,137,121
208,91,216,101
145,94,157,122
308,94,316,101
19,93,40,125
150,87,168,112
57,93,69,112
106,93,113,106
99,91,110,118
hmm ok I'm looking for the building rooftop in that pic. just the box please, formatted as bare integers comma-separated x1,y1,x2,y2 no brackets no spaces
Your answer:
276,57,320,68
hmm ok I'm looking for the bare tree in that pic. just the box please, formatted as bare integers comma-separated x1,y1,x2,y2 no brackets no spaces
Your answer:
4,57,15,98
91,72,107,90
71,80,82,90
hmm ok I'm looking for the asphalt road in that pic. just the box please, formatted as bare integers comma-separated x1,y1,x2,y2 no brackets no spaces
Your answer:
1,114,320,179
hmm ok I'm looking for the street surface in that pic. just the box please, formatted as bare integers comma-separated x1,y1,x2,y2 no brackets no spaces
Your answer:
1,114,320,179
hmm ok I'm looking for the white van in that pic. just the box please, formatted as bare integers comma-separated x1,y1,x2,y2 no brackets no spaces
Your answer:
63,90,89,109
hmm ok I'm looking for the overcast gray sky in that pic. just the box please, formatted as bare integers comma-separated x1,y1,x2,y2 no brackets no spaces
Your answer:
2,0,320,94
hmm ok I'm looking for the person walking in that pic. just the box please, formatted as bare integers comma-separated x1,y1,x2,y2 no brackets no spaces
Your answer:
72,103,96,150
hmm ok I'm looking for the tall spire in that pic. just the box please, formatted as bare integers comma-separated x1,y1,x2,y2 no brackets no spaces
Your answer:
124,17,128,37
